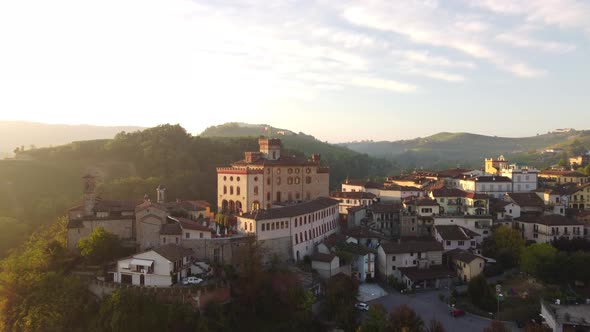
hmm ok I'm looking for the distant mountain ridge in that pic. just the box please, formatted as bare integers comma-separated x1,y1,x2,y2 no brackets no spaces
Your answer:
0,121,145,157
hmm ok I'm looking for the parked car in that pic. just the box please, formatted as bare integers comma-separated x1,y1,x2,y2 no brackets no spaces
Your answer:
355,302,369,311
450,308,465,317
182,277,203,285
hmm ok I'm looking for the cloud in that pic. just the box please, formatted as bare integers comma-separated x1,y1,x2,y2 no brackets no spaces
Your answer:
496,32,576,53
469,0,590,33
340,0,550,78
349,77,418,93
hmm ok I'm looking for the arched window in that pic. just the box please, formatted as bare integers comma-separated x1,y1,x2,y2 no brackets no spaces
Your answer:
237,187,241,195
252,201,260,210
276,177,281,185
276,191,282,201
223,186,227,194
306,176,312,184
295,177,300,184
223,176,227,181
236,200,242,212
288,168,293,174
230,186,234,195
229,200,235,213
287,177,293,185
267,178,271,185
254,186,259,195
222,200,228,212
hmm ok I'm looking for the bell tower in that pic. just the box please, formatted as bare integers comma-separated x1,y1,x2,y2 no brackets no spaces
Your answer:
82,174,97,216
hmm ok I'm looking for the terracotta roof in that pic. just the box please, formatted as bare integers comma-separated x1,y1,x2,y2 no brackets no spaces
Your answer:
344,226,386,239
311,252,337,263
434,225,480,241
152,244,193,261
540,170,587,177
232,154,321,167
321,233,348,249
431,188,467,198
470,176,512,183
160,223,182,235
515,214,582,226
506,193,544,208
404,197,440,206
330,191,377,199
171,216,213,232
240,197,339,221
446,248,483,264
372,203,402,214
489,198,511,213
464,192,489,200
398,265,453,281
380,239,443,254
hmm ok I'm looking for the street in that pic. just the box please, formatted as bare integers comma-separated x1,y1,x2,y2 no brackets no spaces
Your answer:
362,289,520,332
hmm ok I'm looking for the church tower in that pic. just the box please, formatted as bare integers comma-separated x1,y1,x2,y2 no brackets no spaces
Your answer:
82,174,97,216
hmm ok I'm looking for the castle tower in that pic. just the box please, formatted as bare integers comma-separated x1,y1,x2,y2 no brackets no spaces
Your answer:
82,174,97,216
156,185,166,203
258,138,281,161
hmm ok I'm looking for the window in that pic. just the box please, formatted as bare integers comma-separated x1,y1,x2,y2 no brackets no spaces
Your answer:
267,192,271,201
288,168,293,174
223,176,227,181
230,176,234,181
163,237,166,243
413,260,417,265
262,224,265,231
306,176,312,184
295,177,300,184
458,241,465,245
230,186,234,195
392,256,396,261
392,266,396,271
254,176,258,182
267,178,271,185
237,187,240,195
254,186,259,195
410,252,414,256
223,186,227,194
276,177,281,185
186,232,190,239
175,237,179,244
287,177,293,185
446,240,451,246
200,232,203,238
237,176,240,181
306,168,311,174
276,191,282,201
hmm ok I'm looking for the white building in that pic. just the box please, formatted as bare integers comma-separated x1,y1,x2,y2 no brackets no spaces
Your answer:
514,214,584,243
434,215,493,238
501,165,538,192
113,244,193,287
434,225,480,251
159,216,214,246
455,175,513,199
330,191,376,214
236,197,340,262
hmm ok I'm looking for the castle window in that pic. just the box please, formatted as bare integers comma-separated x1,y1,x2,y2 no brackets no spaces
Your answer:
276,191,282,201
223,186,227,194
223,176,227,181
230,176,234,181
306,168,311,174
276,168,281,174
237,176,240,181
295,177,300,184
288,168,293,174
295,168,300,174
306,176,312,184
254,186,259,195
276,177,281,185
237,187,241,195
230,186,234,195
287,177,293,185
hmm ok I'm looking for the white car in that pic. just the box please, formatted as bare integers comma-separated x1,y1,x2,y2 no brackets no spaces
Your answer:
182,277,203,285
355,302,370,311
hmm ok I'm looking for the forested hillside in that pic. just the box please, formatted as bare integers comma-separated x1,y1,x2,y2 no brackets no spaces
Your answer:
0,124,394,257
0,121,145,158
342,130,590,169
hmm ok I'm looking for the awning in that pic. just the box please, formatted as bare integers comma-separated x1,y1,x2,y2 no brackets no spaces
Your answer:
130,258,153,267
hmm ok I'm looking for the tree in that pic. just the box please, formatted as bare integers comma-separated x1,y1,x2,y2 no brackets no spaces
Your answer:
484,321,511,332
425,319,445,332
483,226,525,269
323,274,359,331
78,227,124,265
467,275,494,311
523,323,551,332
521,243,557,281
385,304,424,332
360,303,387,332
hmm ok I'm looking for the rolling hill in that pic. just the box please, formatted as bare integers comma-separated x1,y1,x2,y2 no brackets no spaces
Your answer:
340,130,590,169
0,121,145,158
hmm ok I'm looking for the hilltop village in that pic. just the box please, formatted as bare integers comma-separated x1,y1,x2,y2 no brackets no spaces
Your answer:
66,138,590,331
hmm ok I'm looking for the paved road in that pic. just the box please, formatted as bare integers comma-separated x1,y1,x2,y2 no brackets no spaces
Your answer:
362,290,519,332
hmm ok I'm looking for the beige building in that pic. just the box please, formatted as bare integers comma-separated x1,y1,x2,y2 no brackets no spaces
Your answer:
539,170,589,185
485,155,509,175
216,138,329,213
514,214,584,243
445,248,485,282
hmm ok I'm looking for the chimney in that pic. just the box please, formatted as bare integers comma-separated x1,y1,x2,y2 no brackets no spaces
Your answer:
82,174,97,216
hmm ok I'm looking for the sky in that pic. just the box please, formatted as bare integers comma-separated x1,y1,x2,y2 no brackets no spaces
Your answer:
0,0,589,143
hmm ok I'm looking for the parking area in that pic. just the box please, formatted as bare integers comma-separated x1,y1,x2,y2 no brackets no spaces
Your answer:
361,290,520,332
358,283,388,302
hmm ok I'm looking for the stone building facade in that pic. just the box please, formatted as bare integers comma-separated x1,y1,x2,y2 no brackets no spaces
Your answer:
216,138,329,214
